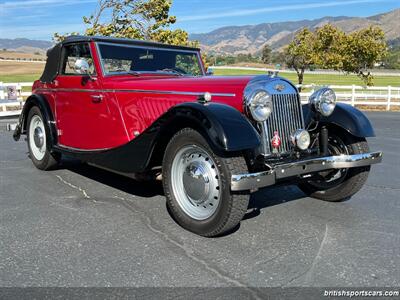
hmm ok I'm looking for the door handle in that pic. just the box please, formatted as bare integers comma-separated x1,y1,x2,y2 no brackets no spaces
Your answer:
91,95,103,103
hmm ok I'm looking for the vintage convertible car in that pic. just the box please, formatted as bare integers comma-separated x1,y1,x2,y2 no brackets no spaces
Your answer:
14,36,382,236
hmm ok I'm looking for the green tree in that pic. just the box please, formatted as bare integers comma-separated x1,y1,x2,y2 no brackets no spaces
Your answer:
313,24,346,70
285,28,315,88
285,25,387,86
341,26,387,85
383,46,400,69
54,0,198,48
261,45,272,64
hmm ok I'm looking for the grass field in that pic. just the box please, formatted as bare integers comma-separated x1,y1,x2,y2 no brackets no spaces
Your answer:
0,61,44,83
0,62,399,87
213,68,400,87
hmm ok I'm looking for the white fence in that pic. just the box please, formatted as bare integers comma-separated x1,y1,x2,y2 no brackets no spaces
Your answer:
0,82,33,116
0,81,399,117
298,84,400,111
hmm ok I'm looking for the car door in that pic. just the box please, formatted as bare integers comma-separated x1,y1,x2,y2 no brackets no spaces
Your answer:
55,42,111,150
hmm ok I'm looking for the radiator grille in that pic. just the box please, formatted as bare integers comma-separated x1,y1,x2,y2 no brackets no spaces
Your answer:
265,93,304,154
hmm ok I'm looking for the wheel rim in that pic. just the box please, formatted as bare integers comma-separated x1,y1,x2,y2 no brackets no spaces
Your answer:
171,145,221,220
29,115,46,161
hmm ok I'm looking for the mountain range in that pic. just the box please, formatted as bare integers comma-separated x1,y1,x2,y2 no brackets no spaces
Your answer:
1,8,399,56
0,38,53,54
190,8,400,55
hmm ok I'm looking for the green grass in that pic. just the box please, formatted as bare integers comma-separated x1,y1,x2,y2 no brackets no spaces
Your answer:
214,68,400,87
0,70,398,87
0,74,41,83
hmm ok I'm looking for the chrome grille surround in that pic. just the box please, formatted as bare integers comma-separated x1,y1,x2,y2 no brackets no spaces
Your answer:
265,93,305,154
244,76,304,155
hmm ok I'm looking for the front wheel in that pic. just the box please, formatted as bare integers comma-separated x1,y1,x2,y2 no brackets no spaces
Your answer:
162,128,250,237
298,129,370,202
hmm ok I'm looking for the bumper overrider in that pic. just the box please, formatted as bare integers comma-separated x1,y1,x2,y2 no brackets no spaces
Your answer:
231,151,383,192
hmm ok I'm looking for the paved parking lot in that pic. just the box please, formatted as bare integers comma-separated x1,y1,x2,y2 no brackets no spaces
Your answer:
0,112,399,288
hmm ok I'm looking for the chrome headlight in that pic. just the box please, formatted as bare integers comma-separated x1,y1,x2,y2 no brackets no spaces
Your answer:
291,129,311,150
309,88,336,117
247,90,273,122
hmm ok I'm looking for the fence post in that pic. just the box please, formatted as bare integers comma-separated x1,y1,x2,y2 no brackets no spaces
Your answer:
387,86,392,111
351,85,355,106
0,82,4,99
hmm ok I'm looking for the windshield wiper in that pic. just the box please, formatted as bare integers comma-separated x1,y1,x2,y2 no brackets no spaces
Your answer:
127,70,140,76
157,69,185,76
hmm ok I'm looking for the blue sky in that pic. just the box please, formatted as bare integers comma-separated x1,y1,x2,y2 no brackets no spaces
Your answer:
0,0,399,40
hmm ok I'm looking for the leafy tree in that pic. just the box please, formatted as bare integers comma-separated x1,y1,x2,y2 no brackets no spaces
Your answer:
285,25,387,86
261,45,272,64
313,24,346,70
383,46,400,69
341,26,387,85
284,28,315,88
54,0,198,48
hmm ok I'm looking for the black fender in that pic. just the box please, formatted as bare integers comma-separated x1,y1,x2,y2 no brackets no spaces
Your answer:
61,102,260,174
302,102,375,137
13,94,58,149
163,102,260,152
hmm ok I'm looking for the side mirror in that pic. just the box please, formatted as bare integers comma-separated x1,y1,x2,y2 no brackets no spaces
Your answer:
74,59,90,75
206,69,214,76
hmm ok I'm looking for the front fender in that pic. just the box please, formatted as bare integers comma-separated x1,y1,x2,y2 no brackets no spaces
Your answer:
13,94,58,148
166,102,260,152
303,103,375,138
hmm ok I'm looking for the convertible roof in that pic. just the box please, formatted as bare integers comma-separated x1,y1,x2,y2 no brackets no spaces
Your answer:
61,35,200,51
39,35,200,83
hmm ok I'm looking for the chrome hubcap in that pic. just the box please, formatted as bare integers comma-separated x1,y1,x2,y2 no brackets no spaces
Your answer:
29,115,46,161
33,127,44,148
171,145,221,220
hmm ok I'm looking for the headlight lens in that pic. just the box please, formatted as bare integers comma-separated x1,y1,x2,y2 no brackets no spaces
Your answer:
291,129,311,150
309,88,336,117
248,90,273,122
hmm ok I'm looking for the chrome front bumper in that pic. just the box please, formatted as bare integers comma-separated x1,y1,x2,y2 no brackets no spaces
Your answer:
231,151,383,192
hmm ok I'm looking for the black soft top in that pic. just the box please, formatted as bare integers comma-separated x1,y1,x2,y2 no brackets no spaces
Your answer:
40,35,200,83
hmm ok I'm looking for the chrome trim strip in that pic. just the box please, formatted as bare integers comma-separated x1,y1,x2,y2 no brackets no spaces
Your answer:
35,88,235,97
56,144,112,152
231,151,383,191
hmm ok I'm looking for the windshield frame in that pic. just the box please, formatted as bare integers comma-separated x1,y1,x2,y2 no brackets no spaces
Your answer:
95,42,205,77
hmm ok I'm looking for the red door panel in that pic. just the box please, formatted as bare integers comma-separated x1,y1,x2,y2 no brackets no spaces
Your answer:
55,76,128,150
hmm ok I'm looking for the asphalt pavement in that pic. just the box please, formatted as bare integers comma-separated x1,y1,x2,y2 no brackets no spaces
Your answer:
0,112,399,289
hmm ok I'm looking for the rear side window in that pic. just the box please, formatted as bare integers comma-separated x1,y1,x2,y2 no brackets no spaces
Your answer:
61,43,96,75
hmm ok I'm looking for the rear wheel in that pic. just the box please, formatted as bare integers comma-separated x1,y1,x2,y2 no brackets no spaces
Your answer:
27,106,60,170
162,128,250,237
298,129,370,202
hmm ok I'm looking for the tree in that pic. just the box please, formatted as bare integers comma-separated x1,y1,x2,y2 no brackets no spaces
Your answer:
261,45,272,64
313,24,346,70
54,0,197,48
383,46,400,69
284,28,315,88
285,25,387,87
340,26,387,85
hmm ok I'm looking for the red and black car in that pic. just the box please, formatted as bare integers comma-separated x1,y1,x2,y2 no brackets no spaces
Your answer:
14,36,382,236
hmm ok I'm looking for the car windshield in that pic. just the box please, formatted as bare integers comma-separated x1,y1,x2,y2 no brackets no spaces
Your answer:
98,43,203,76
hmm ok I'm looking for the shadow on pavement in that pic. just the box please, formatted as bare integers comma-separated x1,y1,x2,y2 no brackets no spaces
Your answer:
244,185,306,220
60,157,164,198
59,157,306,223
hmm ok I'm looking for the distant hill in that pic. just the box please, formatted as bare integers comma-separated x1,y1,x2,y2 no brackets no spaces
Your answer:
0,38,53,55
190,8,400,55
